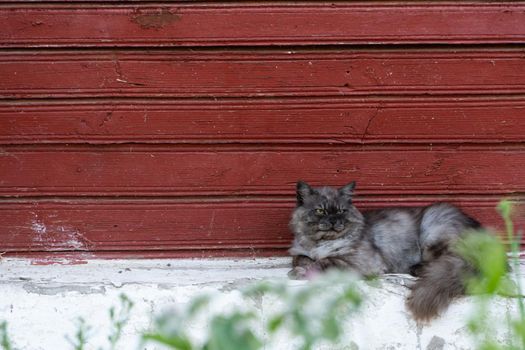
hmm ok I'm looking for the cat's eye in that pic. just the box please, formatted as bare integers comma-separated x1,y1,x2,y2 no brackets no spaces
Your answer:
337,208,347,214
315,208,326,215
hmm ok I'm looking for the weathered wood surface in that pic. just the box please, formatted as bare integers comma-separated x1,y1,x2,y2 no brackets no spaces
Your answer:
2,50,525,98
0,197,520,256
2,3,525,47
1,146,524,197
1,1,525,258
1,98,525,144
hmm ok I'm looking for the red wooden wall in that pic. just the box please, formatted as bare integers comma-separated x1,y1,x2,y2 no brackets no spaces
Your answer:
1,2,525,259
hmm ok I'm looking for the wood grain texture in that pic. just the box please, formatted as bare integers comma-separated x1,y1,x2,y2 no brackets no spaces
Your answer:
2,50,525,98
2,1,525,258
1,146,524,197
2,3,525,47
0,197,522,256
1,98,525,144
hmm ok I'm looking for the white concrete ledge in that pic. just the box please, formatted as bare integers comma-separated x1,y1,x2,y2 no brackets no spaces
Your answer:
0,258,521,349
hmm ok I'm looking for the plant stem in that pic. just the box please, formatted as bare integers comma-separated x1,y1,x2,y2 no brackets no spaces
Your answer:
499,200,525,349
0,322,13,350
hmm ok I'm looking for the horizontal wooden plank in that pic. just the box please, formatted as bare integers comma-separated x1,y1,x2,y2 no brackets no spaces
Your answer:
2,3,525,47
0,200,291,254
1,0,199,2
1,146,524,196
1,98,525,144
0,197,522,256
2,50,525,98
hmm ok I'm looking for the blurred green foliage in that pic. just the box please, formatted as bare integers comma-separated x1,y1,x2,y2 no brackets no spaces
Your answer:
0,322,12,350
458,200,525,350
142,270,363,350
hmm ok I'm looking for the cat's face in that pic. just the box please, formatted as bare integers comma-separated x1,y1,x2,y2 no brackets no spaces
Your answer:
290,181,364,241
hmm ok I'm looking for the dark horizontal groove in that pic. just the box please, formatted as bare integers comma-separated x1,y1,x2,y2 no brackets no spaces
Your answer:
3,93,525,105
2,43,525,53
3,93,525,102
2,94,525,106
2,141,525,149
1,193,523,203
2,141,524,147
2,142,525,151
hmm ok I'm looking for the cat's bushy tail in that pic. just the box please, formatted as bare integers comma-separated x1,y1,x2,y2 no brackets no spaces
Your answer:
406,253,472,322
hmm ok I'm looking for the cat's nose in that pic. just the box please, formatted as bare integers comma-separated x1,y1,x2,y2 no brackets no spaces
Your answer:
333,223,345,232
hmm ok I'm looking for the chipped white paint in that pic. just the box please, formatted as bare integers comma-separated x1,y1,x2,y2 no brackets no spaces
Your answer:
31,221,47,236
57,227,88,251
0,258,522,350
30,214,88,250
31,218,48,244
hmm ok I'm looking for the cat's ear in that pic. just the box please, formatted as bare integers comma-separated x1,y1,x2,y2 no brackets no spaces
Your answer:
339,181,356,200
296,181,314,206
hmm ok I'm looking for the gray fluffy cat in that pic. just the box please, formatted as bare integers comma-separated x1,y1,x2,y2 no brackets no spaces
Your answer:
289,181,481,321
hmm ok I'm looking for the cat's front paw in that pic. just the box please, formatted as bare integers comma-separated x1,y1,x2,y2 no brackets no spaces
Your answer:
288,266,308,280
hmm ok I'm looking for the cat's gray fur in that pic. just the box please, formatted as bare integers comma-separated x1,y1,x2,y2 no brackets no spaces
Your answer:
289,181,481,322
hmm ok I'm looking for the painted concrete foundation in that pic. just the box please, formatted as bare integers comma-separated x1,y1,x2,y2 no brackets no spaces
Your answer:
0,258,521,349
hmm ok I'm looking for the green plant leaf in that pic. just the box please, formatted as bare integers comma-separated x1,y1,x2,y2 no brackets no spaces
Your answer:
268,314,286,333
322,316,340,341
456,231,507,295
206,313,262,350
496,277,518,297
142,333,193,350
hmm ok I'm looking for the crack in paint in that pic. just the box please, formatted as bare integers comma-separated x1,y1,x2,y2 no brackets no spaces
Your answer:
361,108,381,142
113,57,146,87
